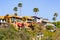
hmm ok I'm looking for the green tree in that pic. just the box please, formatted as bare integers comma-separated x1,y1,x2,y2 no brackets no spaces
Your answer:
52,13,58,27
33,8,39,16
6,14,9,16
13,7,18,13
54,13,58,17
18,3,22,15
52,17,56,21
53,13,58,21
46,25,53,30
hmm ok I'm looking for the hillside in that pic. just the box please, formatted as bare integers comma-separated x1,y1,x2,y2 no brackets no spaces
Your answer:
0,21,60,40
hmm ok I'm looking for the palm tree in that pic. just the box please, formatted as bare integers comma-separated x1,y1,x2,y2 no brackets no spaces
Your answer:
52,13,58,27
54,13,58,17
5,14,9,16
52,17,56,21
33,8,39,16
18,3,22,15
13,7,18,13
53,13,58,21
13,7,18,16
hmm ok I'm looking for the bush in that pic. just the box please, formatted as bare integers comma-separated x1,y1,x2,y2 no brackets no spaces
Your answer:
53,21,60,28
46,25,53,30
0,25,31,40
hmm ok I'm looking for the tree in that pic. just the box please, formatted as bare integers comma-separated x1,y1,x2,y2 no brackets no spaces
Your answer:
52,17,56,21
33,8,39,16
5,14,9,18
46,25,53,30
18,3,22,15
53,13,58,21
54,13,58,17
14,13,18,16
13,7,18,13
52,13,58,27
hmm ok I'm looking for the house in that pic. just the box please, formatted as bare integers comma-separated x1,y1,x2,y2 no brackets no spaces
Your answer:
32,16,49,24
23,16,33,23
22,16,34,28
0,16,6,23
32,16,40,23
41,18,49,25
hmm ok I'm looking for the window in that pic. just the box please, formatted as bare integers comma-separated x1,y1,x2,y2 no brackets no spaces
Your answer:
11,17,22,22
27,19,33,22
11,17,16,21
17,19,22,22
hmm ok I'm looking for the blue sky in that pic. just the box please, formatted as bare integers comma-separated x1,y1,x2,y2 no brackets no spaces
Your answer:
0,0,60,21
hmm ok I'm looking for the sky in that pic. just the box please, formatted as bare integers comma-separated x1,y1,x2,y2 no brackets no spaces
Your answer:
0,0,60,21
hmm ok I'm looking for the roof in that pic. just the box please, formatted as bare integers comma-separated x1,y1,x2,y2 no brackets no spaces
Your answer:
9,16,22,19
0,16,5,19
32,16,40,19
4,15,22,19
23,16,33,19
45,23,56,27
42,20,49,22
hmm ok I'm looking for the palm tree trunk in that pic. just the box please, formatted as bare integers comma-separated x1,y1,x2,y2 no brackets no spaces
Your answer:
20,7,21,16
15,11,17,13
35,12,37,16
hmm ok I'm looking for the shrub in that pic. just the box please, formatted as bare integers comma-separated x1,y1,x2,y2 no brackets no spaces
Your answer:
0,25,31,40
46,25,53,30
53,21,60,28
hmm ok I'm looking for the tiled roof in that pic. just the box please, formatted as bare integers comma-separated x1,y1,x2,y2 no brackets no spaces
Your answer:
0,16,4,19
